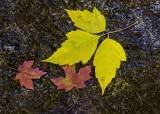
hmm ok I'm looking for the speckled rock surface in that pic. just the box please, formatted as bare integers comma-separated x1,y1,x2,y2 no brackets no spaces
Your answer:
0,0,160,113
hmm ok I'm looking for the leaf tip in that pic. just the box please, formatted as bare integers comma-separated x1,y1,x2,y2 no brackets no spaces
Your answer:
93,7,99,13
41,59,46,62
93,7,97,10
41,59,52,63
64,9,70,13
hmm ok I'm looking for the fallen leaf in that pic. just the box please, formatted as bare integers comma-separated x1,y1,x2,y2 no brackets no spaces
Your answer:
42,30,99,65
93,38,126,94
65,7,106,33
51,65,91,92
15,61,46,89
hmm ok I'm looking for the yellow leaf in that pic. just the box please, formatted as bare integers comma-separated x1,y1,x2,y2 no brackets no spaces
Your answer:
93,38,126,94
42,30,100,65
65,7,106,33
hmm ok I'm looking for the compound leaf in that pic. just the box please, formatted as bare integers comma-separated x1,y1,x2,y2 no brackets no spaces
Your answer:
42,30,100,65
14,61,46,89
65,7,106,33
51,65,91,92
93,38,126,94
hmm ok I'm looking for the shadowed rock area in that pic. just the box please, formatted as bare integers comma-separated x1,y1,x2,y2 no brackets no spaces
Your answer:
0,0,160,113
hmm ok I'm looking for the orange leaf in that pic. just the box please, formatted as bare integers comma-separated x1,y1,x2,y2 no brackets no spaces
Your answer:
15,61,46,89
51,65,91,92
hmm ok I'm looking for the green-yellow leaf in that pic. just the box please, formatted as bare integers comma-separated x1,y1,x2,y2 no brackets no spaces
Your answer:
42,30,100,65
65,7,106,33
93,38,126,94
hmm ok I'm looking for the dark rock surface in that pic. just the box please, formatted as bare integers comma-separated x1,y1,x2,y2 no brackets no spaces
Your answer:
0,0,160,113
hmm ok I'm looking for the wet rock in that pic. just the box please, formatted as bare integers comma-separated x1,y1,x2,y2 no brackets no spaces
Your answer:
0,0,159,113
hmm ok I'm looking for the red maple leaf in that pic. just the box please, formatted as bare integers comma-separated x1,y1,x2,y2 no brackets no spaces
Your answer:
51,65,91,92
14,61,46,89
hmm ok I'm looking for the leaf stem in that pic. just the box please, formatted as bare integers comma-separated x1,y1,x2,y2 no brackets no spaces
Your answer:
68,88,80,111
108,21,138,34
100,21,138,37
